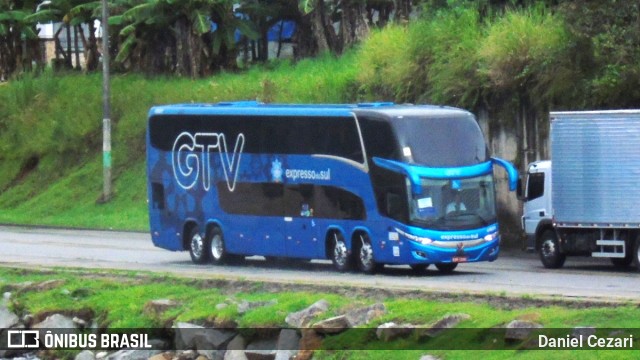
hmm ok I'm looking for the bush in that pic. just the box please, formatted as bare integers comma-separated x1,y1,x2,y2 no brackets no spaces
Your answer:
356,25,411,102
407,6,483,107
477,6,576,106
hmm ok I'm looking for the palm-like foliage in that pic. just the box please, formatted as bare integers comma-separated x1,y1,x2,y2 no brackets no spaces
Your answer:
0,0,41,78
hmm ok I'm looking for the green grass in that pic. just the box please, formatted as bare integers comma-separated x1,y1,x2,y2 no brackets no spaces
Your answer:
1,267,639,359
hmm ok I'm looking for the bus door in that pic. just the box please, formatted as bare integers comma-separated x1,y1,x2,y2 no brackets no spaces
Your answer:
284,184,321,258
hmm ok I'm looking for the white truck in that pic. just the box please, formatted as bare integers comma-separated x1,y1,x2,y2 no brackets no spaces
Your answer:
520,110,640,269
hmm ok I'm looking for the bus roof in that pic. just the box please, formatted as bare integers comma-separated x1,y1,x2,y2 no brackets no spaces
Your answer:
148,101,472,119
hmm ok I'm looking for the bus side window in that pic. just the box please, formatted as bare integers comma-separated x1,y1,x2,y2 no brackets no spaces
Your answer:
284,184,315,218
152,182,165,210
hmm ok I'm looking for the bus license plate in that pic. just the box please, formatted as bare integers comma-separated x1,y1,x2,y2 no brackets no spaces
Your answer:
452,256,467,263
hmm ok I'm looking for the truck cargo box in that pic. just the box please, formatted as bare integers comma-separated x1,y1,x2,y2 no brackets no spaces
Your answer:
551,110,640,227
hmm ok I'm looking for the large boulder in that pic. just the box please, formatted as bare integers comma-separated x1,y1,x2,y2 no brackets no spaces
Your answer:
285,300,329,328
0,306,19,328
345,303,386,327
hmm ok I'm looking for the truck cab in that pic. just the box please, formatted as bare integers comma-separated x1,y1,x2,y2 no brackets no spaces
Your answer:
520,160,553,252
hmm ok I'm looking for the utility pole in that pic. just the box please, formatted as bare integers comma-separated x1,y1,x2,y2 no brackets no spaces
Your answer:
101,0,112,202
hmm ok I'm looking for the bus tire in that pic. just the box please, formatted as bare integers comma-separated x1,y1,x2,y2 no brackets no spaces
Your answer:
354,233,379,274
208,227,228,265
330,231,351,272
410,264,430,273
539,230,565,269
435,263,457,273
188,227,210,264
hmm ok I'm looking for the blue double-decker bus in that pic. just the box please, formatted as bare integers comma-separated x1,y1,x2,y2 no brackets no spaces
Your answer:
146,102,517,273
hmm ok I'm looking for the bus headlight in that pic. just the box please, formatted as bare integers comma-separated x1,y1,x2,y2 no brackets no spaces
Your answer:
484,232,499,242
414,237,433,245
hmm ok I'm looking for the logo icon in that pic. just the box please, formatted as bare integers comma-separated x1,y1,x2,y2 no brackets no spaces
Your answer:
271,158,283,183
7,330,40,348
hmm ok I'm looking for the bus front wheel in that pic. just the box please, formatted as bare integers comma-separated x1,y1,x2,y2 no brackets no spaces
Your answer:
435,263,458,273
330,232,351,272
188,227,210,264
355,234,379,274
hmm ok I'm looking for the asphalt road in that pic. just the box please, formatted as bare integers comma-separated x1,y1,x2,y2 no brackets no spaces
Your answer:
1,225,639,301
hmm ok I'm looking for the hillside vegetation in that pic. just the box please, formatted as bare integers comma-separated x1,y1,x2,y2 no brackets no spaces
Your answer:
1,2,639,231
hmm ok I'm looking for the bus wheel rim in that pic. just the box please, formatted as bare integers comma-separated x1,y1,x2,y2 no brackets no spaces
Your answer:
334,237,347,266
211,234,223,259
191,233,203,259
359,237,373,267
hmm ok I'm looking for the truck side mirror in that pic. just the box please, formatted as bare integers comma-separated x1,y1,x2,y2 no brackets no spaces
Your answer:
516,178,527,201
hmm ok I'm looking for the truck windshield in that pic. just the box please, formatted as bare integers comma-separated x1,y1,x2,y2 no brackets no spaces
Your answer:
408,174,496,230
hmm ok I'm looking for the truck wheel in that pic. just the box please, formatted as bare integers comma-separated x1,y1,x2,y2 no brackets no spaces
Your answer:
539,230,566,269
189,227,210,264
634,237,640,272
330,232,351,272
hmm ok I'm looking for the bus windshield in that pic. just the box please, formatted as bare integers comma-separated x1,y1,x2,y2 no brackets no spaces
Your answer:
408,174,496,230
392,115,488,167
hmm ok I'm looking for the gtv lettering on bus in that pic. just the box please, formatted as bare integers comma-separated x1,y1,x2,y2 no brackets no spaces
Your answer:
172,131,245,192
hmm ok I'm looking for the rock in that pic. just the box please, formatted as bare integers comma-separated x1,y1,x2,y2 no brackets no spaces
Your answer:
285,300,329,328
237,300,277,314
345,303,386,327
216,303,228,310
174,322,236,350
504,320,543,341
420,313,471,338
73,316,88,328
95,351,109,359
33,314,77,329
226,335,247,351
572,326,596,339
5,282,34,292
274,329,299,360
419,355,441,360
106,350,162,360
2,292,10,306
144,299,179,315
33,279,65,292
0,306,20,328
75,350,96,360
299,328,323,350
276,329,300,350
224,350,248,360
244,339,277,360
376,322,414,342
312,315,349,334
147,352,174,360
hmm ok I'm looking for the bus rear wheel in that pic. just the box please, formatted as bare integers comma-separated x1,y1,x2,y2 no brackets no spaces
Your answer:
330,232,351,272
209,227,229,265
355,234,379,274
188,227,210,264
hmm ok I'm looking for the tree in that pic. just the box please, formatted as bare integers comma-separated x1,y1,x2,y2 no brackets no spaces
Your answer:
0,0,41,79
